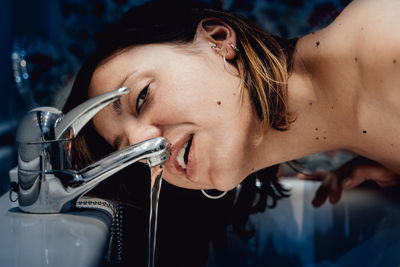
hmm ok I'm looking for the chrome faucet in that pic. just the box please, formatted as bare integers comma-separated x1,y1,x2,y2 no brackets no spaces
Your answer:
12,87,170,213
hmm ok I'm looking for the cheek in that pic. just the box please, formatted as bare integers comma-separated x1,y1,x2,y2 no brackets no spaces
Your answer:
91,110,121,144
208,101,256,188
150,82,205,123
92,114,105,136
157,56,229,113
164,83,233,123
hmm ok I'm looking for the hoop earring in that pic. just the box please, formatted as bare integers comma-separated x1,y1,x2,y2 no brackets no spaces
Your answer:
210,43,240,77
230,44,239,52
223,53,240,76
201,189,228,200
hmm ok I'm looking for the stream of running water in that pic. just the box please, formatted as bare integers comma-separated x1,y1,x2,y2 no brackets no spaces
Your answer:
148,169,163,267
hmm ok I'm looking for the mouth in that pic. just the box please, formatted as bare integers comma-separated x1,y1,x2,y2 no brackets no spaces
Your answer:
165,134,198,183
176,135,193,170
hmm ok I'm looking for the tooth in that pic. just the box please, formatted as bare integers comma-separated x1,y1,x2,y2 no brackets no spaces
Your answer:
177,142,187,169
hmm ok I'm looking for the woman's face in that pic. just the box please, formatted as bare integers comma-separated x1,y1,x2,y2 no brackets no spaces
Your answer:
89,43,257,191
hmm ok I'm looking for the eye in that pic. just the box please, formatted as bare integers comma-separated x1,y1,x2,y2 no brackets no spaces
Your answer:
136,85,149,114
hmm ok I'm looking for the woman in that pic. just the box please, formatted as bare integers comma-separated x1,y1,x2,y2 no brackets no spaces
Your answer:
65,0,399,205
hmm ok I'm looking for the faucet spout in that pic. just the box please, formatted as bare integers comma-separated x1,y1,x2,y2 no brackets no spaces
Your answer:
58,137,170,188
47,137,170,213
80,137,170,181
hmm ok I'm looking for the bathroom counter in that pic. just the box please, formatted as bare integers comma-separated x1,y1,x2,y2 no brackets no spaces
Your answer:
0,193,111,267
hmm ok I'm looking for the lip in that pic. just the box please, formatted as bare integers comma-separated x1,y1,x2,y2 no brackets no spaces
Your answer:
165,134,196,181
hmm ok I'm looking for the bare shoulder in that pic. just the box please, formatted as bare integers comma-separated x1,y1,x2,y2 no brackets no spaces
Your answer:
300,0,400,70
336,0,400,22
313,0,400,91
325,0,400,172
324,0,400,57
329,0,400,31
297,0,400,172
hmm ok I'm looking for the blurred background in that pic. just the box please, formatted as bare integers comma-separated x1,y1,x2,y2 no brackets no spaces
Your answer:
0,0,350,195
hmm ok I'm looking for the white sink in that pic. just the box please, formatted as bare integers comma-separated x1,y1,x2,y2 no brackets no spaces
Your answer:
0,192,111,267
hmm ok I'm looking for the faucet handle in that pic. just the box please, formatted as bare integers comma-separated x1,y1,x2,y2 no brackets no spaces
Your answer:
56,86,130,139
16,86,130,144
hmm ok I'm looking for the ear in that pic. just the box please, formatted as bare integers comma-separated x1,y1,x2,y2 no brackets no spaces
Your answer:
194,18,238,60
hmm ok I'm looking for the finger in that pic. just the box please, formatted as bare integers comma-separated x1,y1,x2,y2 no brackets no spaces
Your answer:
312,173,340,207
297,173,310,180
276,165,285,177
341,168,367,190
341,176,354,189
312,182,330,207
298,171,328,181
329,174,342,204
366,166,399,188
375,178,399,188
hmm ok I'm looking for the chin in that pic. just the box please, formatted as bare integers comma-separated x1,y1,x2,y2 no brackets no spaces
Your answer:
161,168,244,191
209,165,247,191
211,179,240,192
161,173,207,190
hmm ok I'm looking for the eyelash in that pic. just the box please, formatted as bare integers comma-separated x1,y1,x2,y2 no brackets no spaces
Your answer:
136,85,149,114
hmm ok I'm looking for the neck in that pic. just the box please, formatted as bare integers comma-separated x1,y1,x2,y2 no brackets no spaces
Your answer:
248,34,354,172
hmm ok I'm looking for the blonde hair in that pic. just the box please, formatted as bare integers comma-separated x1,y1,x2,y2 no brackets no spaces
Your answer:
210,9,294,137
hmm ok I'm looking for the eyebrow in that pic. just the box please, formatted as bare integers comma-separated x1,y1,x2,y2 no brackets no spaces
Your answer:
116,70,137,91
111,70,137,114
109,71,137,150
112,98,122,115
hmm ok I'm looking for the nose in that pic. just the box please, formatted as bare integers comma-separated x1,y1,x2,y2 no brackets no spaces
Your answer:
124,122,163,146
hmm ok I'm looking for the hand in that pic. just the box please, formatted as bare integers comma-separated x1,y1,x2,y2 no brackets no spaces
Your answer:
297,157,399,207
